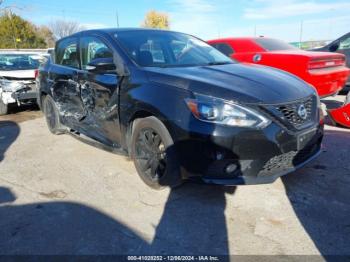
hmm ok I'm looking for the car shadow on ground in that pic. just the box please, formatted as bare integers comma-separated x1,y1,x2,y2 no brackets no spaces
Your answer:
282,128,350,256
0,121,20,162
1,104,42,124
0,184,235,255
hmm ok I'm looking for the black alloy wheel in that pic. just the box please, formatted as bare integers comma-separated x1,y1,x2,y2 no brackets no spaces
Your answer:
135,128,167,183
131,116,182,189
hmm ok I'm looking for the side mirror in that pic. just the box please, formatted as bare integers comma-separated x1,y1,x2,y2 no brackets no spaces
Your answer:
86,58,116,73
329,41,340,52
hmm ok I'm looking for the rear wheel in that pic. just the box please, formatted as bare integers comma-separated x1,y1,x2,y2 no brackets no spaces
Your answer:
130,116,182,189
0,98,8,116
43,95,65,135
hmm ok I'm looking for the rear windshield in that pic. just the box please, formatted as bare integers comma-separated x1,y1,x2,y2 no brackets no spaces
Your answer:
0,54,41,71
254,38,298,51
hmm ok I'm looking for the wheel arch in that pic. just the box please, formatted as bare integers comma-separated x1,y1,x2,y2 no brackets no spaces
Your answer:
124,109,175,154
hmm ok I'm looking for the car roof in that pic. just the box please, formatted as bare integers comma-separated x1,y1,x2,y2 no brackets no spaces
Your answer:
81,27,178,34
58,27,193,43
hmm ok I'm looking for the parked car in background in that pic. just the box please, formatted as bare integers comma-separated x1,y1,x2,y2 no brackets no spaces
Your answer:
0,51,45,115
38,28,324,189
312,32,350,89
208,37,350,98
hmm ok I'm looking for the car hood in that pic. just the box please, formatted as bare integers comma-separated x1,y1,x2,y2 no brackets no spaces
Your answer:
0,69,36,79
144,63,315,104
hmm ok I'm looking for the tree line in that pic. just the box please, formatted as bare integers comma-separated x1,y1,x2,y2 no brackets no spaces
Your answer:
0,0,170,49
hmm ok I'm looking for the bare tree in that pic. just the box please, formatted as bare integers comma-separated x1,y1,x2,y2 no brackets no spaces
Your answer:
49,19,85,40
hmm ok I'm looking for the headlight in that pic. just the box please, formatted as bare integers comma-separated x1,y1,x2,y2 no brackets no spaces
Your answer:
185,94,271,128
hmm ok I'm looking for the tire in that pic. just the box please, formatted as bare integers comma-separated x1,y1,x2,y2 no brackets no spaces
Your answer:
130,116,183,190
0,98,8,116
42,95,65,135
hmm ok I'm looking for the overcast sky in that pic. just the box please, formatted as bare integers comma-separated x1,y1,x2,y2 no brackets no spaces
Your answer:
5,0,350,42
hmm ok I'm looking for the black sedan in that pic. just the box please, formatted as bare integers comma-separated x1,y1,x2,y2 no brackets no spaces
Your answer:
37,28,324,189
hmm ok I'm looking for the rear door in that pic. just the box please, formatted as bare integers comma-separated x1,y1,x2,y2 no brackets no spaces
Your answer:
78,34,121,145
50,37,85,125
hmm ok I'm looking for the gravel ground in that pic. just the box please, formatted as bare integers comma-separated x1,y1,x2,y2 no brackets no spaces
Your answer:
0,96,349,256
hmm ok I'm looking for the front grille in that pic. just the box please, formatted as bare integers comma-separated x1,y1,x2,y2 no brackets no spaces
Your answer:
277,97,314,129
258,142,321,177
262,96,317,130
259,151,297,176
277,96,316,129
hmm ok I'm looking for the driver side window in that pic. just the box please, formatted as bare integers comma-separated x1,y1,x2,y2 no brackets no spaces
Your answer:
80,36,113,70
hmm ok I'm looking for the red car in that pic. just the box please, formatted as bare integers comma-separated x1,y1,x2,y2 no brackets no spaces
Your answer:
208,37,350,97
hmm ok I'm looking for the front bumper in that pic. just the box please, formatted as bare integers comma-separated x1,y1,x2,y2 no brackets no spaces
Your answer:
11,88,37,101
173,120,324,185
0,81,37,105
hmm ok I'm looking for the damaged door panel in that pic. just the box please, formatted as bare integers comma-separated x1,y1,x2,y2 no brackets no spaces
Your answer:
78,35,122,145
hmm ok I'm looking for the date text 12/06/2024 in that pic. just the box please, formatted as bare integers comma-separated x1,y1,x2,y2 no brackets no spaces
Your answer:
127,256,220,261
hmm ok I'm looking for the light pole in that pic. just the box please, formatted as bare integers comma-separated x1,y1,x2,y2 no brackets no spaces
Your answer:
254,25,257,37
299,20,303,49
116,9,119,28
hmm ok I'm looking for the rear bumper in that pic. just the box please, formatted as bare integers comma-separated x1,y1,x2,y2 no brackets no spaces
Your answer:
308,66,350,97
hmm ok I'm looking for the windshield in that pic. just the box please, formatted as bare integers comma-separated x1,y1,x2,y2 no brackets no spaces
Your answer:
254,38,298,51
114,30,234,67
0,54,41,71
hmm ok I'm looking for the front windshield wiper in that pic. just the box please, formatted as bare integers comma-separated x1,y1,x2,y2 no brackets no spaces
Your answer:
206,61,233,66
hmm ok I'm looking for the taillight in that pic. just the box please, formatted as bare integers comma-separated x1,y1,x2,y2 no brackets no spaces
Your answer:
34,69,39,79
308,57,345,70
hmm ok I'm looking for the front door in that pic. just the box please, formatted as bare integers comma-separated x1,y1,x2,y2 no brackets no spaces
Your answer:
78,35,122,146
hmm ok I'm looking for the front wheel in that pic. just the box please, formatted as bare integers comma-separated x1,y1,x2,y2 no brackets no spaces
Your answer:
0,98,8,116
130,116,182,190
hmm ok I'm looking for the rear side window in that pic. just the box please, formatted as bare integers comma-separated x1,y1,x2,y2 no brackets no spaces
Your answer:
55,38,79,68
211,43,234,57
254,38,297,51
80,36,113,70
